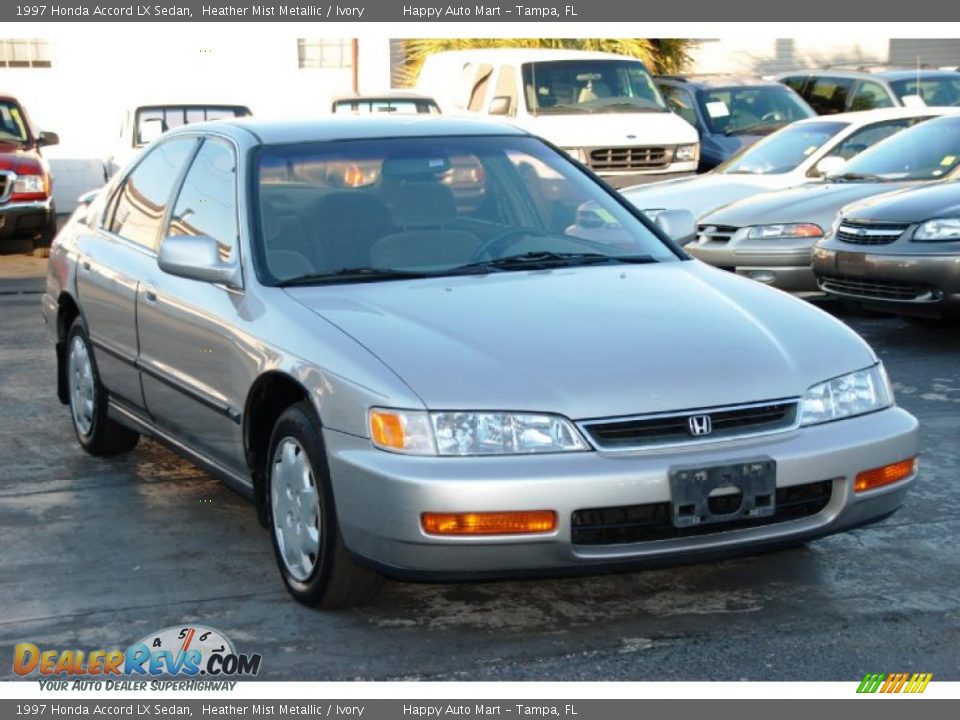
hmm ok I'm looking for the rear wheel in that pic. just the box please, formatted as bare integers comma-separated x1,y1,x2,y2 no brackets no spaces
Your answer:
66,317,140,456
266,401,382,608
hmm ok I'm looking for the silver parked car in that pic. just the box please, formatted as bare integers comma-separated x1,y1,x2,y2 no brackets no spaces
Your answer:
43,116,919,608
689,112,960,291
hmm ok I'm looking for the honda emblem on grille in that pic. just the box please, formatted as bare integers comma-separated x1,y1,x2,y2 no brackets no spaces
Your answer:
688,414,712,436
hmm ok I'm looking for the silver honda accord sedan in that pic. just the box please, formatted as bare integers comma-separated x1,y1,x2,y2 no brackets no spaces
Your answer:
42,116,919,608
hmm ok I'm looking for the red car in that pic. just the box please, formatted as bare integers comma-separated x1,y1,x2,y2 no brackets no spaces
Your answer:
0,93,58,256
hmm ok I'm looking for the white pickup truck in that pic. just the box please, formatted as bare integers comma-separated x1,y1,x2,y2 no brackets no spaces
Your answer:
417,48,699,187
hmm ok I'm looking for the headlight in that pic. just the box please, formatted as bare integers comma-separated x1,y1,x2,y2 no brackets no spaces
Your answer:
675,144,699,162
562,147,589,164
914,218,960,242
12,174,47,195
369,408,589,456
748,223,823,240
800,365,893,426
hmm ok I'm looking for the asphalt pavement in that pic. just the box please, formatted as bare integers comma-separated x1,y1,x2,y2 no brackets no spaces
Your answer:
0,273,958,681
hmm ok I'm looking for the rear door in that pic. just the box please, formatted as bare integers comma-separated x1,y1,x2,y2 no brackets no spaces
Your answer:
75,137,198,409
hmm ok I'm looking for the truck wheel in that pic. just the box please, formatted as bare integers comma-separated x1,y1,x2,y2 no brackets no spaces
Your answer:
266,400,382,609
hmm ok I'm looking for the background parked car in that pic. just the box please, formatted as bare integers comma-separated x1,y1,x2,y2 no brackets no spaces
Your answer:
813,181,960,320
777,66,960,114
621,107,951,227
331,93,441,115
655,75,815,172
0,93,59,257
104,102,252,180
416,48,700,187
688,111,960,291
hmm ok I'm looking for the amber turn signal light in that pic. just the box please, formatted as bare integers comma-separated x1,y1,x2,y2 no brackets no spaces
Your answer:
855,457,917,493
422,510,557,536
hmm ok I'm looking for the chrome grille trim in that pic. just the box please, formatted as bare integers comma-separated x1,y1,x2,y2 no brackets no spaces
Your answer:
697,224,740,244
0,170,14,203
587,145,672,171
579,398,802,452
836,220,909,245
817,274,939,303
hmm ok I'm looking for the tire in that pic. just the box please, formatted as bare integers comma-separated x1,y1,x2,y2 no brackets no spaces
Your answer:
266,401,382,609
65,317,140,456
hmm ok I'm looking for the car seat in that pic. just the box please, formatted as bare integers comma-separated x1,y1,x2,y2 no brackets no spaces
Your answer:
309,191,393,270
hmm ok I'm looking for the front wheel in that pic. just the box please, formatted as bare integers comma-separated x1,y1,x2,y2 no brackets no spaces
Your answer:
266,401,382,608
66,317,140,456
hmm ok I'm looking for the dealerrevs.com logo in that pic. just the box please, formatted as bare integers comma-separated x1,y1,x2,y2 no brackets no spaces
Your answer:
14,625,261,689
857,672,933,694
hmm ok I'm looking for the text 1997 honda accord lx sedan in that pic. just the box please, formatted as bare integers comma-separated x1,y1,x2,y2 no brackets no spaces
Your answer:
42,117,919,608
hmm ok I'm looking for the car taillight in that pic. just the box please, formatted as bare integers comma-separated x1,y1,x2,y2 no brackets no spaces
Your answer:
11,174,50,202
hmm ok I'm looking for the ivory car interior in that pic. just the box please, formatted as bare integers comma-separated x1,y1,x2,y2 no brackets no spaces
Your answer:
43,116,919,608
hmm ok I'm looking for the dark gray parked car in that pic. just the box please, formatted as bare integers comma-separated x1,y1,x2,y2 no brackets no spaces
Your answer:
813,181,960,319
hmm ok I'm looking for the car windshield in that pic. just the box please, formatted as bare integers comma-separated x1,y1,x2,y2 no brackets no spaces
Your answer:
135,105,251,146
254,134,678,285
717,120,847,175
521,60,667,115
332,99,440,115
0,100,29,144
829,115,960,181
697,86,813,135
889,76,960,107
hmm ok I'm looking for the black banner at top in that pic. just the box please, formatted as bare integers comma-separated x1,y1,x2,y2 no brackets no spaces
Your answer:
3,0,960,22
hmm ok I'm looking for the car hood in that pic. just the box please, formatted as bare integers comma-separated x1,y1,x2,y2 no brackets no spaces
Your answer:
286,262,875,420
840,181,960,223
621,173,794,219
518,111,698,147
701,179,920,228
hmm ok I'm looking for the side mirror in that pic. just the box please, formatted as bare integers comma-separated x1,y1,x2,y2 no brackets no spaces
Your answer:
38,130,59,148
158,235,241,288
77,189,100,207
138,118,166,145
654,208,697,246
814,155,847,178
488,96,512,116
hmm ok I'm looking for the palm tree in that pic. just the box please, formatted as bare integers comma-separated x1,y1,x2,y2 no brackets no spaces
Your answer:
395,38,694,87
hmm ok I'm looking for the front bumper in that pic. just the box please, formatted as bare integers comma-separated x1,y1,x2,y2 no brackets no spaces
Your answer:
326,407,918,578
0,198,54,243
812,245,960,317
688,230,819,291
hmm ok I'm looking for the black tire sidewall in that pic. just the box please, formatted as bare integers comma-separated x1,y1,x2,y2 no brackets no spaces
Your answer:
265,402,339,602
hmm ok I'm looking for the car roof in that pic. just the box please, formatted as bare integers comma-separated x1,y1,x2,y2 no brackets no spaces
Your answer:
775,68,959,81
178,115,530,144
331,92,438,103
426,48,647,64
655,75,784,90
791,106,960,126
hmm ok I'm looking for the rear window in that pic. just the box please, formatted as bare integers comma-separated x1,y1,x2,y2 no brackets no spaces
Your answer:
134,105,251,146
889,76,960,107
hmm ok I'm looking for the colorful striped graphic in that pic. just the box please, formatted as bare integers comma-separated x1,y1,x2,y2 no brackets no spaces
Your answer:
857,672,933,694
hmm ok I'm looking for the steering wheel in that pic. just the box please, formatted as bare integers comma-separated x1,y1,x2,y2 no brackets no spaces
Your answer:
760,111,782,123
469,227,544,263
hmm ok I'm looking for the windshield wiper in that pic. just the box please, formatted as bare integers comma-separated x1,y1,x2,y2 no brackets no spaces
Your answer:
451,251,657,273
725,121,785,136
595,103,665,113
276,267,438,287
828,172,886,183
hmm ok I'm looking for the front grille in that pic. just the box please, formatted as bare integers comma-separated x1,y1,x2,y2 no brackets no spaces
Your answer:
588,146,670,171
571,479,833,545
0,170,13,203
836,220,909,245
582,400,798,450
697,224,739,244
818,274,938,302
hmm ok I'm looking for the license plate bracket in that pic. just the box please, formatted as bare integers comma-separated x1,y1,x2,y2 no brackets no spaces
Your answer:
669,457,776,528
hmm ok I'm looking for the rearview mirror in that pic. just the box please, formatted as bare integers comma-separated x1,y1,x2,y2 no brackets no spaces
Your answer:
814,155,847,178
654,208,697,246
38,130,59,148
158,235,241,288
77,189,100,207
488,96,512,116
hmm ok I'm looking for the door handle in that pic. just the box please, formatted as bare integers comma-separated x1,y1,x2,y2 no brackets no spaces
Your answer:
142,284,158,303
81,260,91,272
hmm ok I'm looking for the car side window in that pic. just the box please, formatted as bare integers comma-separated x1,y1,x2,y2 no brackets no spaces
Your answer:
805,77,855,114
781,76,808,95
830,119,912,160
659,85,699,129
109,138,197,250
849,81,894,111
166,138,239,263
468,64,494,112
